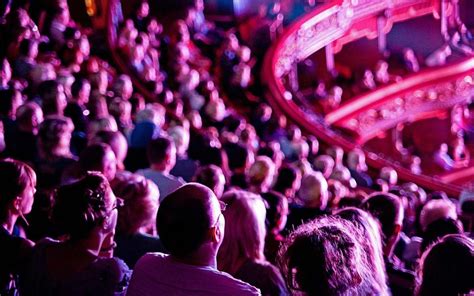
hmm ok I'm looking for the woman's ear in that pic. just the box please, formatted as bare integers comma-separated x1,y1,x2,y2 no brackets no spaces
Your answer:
13,197,22,212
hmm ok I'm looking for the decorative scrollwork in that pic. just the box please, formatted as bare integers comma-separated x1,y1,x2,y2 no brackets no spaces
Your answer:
341,74,474,140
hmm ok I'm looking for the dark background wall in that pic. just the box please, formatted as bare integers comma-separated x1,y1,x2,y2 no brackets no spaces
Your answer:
461,0,474,27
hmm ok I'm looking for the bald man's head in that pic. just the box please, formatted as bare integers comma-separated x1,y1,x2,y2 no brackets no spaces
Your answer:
157,183,220,257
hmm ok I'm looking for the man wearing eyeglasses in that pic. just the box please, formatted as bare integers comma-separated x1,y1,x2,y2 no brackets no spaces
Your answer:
126,183,261,296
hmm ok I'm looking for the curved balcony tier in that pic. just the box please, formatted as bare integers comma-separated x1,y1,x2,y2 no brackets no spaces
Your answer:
262,0,474,196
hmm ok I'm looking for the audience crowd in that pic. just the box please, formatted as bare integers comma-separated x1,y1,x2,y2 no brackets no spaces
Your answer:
0,0,473,295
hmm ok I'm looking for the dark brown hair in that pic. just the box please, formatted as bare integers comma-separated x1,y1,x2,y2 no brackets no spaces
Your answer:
52,172,110,240
0,159,36,219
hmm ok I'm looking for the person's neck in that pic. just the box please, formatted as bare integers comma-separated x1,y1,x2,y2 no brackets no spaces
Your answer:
176,152,187,159
285,189,295,199
383,233,399,259
23,55,34,62
151,163,169,174
66,236,102,257
53,148,70,159
248,185,262,194
1,214,18,234
18,124,35,134
73,97,85,106
306,200,322,209
172,251,217,269
234,167,246,174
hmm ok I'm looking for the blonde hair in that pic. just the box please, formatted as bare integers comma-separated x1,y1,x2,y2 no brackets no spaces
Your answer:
335,207,390,295
90,115,118,132
380,167,398,185
136,103,165,127
217,190,267,275
347,149,367,171
298,171,328,208
248,156,275,188
111,172,159,235
168,125,190,156
420,199,457,231
313,155,335,177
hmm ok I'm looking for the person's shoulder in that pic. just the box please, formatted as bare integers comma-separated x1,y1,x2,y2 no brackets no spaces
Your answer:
166,173,185,185
136,168,151,176
239,260,285,288
26,237,59,265
253,260,281,275
58,155,79,165
175,176,186,185
34,237,59,248
94,256,130,271
65,102,82,112
19,237,35,251
91,257,131,286
134,252,168,269
137,233,166,249
0,230,35,258
211,269,261,295
386,257,416,285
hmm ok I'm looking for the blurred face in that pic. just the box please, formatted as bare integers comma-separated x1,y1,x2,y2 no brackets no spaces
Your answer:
97,71,108,93
54,84,67,115
168,145,177,169
185,9,196,25
239,47,251,63
1,60,11,83
59,8,70,24
140,34,150,50
148,19,158,32
440,143,448,153
30,42,39,59
404,49,415,60
227,34,239,51
195,0,204,11
292,172,302,194
79,37,90,57
20,175,37,215
125,19,134,30
215,172,226,198
214,100,226,121
123,80,133,100
189,111,202,129
29,107,44,133
271,2,280,14
82,82,91,104
132,45,145,61
139,2,149,18
102,149,117,181
11,91,23,117
178,24,190,42
452,106,463,123
276,198,289,231
100,187,118,258
363,70,375,88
